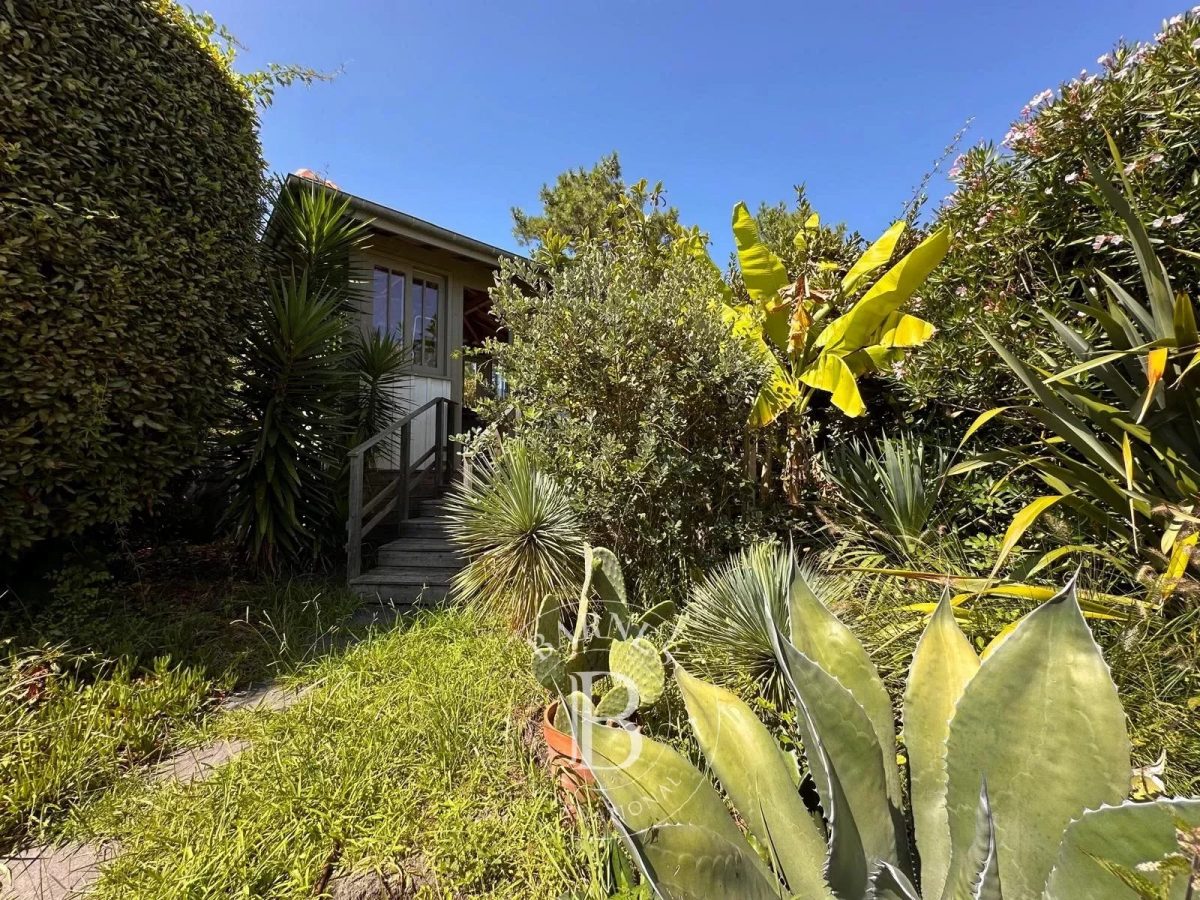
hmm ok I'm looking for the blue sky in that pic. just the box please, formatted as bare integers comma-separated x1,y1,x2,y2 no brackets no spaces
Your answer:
206,0,1179,258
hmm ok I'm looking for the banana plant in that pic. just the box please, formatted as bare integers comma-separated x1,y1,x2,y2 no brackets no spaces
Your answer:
957,143,1200,577
721,205,949,426
571,566,1200,899
533,544,675,726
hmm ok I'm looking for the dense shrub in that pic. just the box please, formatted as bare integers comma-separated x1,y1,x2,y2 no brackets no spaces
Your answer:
908,10,1200,416
0,1,264,559
484,217,768,601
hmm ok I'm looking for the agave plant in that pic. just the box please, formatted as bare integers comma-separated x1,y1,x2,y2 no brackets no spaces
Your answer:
960,146,1200,584
823,433,952,562
445,440,586,631
574,568,1200,899
672,542,843,703
703,206,949,426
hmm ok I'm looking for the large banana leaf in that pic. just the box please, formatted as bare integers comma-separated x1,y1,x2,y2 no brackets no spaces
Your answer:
799,353,866,417
940,582,1130,900
817,227,950,354
843,221,906,296
732,201,790,307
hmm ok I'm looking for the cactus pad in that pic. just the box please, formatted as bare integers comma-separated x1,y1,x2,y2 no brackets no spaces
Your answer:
533,645,566,691
609,636,665,707
554,690,595,733
595,683,636,720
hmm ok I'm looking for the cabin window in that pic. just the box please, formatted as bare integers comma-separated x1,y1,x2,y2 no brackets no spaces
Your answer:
372,266,405,340
372,263,444,374
410,274,442,370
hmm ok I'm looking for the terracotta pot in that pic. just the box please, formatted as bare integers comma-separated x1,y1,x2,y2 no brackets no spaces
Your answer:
542,700,596,798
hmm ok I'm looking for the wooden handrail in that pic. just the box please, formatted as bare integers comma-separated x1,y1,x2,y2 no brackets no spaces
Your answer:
345,395,458,580
346,396,446,460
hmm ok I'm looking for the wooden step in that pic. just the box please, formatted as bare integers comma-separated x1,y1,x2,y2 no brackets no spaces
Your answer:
377,537,457,553
398,517,451,538
376,548,463,568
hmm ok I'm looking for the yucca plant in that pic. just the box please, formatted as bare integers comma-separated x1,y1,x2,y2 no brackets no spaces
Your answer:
960,145,1200,586
672,542,842,703
691,206,949,426
574,569,1200,899
824,433,951,562
445,441,586,631
225,273,351,564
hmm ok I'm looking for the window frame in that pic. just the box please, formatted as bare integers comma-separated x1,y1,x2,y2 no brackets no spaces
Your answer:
367,256,448,377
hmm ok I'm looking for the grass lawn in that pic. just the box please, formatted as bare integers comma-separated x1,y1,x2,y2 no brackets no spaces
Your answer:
65,609,602,899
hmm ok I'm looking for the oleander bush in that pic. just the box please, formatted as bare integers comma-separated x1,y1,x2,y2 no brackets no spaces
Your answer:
0,0,264,560
909,10,1200,420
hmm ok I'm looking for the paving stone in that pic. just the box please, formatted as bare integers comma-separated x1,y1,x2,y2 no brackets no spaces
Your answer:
1,841,118,900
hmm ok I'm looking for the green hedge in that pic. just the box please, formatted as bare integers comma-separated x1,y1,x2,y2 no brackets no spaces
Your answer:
0,1,264,558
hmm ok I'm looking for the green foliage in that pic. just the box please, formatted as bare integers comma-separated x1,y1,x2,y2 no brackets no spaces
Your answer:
0,650,212,852
584,575,1199,899
486,211,767,600
910,11,1200,417
823,433,952,562
961,154,1200,583
446,440,586,631
672,542,842,703
510,152,679,259
534,545,672,719
81,611,594,898
721,201,948,424
0,0,263,559
226,181,407,566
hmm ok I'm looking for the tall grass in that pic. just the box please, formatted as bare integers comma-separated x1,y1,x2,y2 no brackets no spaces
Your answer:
82,611,598,899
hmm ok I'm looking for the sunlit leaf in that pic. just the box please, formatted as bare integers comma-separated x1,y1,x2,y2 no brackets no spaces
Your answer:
842,220,905,296
732,202,789,306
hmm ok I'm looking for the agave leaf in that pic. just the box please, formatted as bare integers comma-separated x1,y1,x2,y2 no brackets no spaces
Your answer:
790,568,903,812
940,781,1002,900
676,667,834,899
1043,798,1200,900
868,862,921,900
942,582,1130,900
904,594,979,893
733,202,790,307
773,633,900,873
768,618,870,900
799,353,866,417
817,226,950,353
843,221,906,296
580,718,779,899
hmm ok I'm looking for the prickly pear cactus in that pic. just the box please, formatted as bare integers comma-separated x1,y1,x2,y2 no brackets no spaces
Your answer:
609,636,665,707
595,683,636,720
532,645,566,691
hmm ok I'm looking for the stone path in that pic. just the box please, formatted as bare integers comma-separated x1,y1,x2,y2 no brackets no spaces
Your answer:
0,602,402,900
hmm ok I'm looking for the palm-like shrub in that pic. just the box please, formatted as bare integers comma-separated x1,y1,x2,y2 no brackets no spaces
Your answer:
672,543,841,702
226,180,407,565
226,274,350,564
824,433,951,561
962,153,1200,584
446,441,585,631
580,574,1200,899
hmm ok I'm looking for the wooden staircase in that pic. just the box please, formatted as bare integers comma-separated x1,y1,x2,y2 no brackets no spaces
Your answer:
348,494,463,605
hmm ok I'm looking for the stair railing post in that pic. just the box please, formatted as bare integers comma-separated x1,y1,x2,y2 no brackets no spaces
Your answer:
398,421,412,523
434,398,445,487
445,400,458,485
346,450,365,580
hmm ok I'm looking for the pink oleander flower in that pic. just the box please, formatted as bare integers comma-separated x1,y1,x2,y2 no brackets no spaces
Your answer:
956,285,968,297
1098,53,1113,66
1168,213,1186,226
1065,172,1080,184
